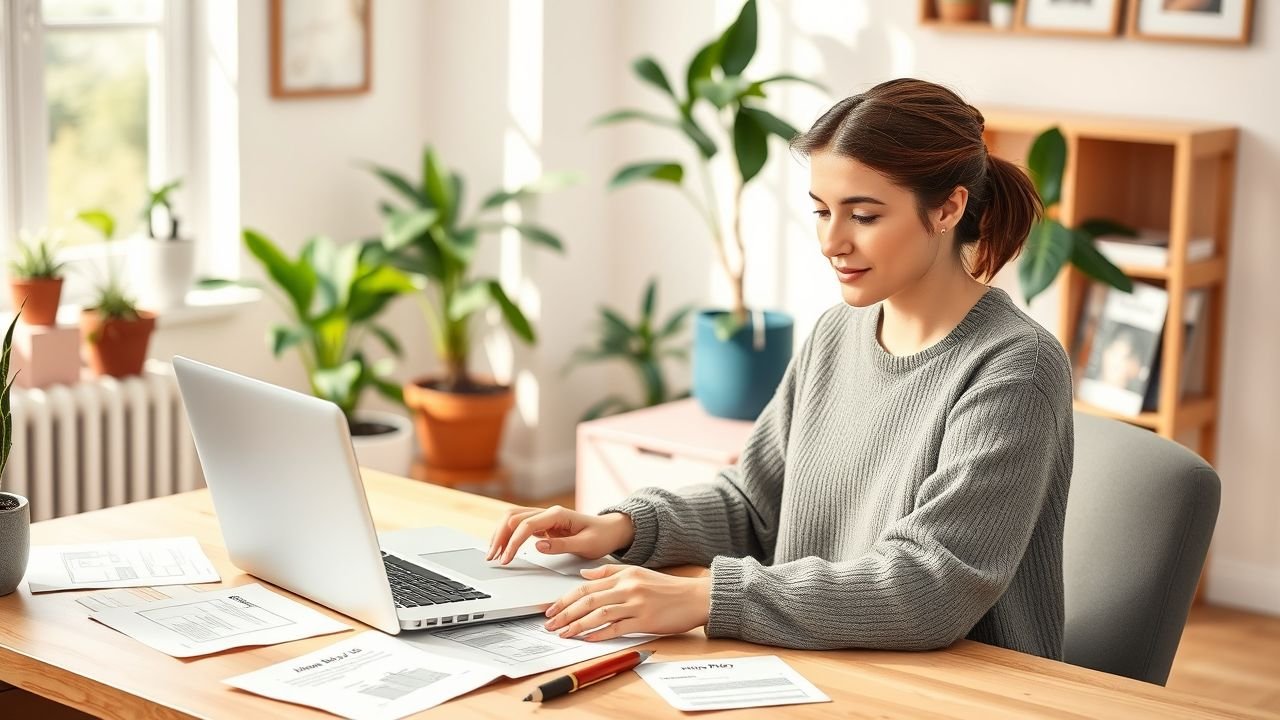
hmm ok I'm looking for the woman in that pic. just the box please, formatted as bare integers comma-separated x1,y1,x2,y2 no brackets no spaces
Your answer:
487,77,1074,660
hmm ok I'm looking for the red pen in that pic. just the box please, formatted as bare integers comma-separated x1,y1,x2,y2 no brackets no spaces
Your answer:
522,649,654,702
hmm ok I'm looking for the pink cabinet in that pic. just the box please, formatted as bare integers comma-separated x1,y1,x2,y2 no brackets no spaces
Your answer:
575,399,756,513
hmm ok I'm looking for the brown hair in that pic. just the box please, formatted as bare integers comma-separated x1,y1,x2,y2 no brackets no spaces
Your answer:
790,78,1042,282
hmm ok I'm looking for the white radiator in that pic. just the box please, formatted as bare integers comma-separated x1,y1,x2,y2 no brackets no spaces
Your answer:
2,360,204,521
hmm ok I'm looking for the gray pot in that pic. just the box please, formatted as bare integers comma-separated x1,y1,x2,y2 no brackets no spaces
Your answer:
0,492,30,596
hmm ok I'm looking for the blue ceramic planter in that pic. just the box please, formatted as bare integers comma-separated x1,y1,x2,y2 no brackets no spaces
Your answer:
693,309,794,421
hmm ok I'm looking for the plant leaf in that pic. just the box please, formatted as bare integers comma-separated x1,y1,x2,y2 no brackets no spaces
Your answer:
733,107,768,184
422,147,455,226
1077,218,1138,239
718,0,758,76
383,207,438,252
632,56,675,99
369,324,404,357
641,279,657,324
745,73,827,97
684,37,722,112
268,324,309,358
608,162,684,190
244,228,315,319
1027,126,1066,207
1070,231,1134,293
679,115,717,159
592,108,679,128
1018,220,1074,304
488,280,535,343
506,223,565,252
659,304,695,338
76,210,116,241
740,105,799,142
448,280,492,322
694,76,752,109
367,164,427,207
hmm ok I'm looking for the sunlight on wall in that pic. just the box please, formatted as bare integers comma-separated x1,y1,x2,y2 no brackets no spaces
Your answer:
501,0,543,429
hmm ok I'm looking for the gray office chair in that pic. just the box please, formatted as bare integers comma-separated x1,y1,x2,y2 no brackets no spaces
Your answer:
1062,411,1220,685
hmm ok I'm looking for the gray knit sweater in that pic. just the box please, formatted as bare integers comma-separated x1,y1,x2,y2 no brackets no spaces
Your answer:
600,286,1074,659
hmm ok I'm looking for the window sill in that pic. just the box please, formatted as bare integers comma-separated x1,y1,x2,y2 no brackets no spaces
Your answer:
3,286,262,330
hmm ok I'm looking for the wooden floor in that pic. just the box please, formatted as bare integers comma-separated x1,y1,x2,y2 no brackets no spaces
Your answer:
515,491,1280,715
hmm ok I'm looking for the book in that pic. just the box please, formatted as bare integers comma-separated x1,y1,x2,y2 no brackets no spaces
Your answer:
1077,283,1168,417
1094,228,1215,268
1140,290,1208,413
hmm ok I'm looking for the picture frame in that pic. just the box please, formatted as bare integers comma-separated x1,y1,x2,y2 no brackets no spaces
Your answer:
269,0,372,99
1127,0,1254,45
1022,0,1126,36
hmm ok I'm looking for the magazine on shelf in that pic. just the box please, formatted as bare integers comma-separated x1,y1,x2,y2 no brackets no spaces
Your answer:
1094,228,1215,268
1077,283,1169,416
1140,290,1209,412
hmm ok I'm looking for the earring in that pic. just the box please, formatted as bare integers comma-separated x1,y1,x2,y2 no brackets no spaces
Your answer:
941,227,948,233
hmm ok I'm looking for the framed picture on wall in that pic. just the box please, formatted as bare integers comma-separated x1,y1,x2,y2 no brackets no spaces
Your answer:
1022,0,1125,36
1128,0,1254,45
270,0,372,98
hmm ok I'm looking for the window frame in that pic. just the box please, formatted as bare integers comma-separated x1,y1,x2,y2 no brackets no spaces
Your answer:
0,0,195,303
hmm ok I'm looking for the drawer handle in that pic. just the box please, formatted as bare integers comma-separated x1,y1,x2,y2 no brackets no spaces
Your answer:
635,447,674,460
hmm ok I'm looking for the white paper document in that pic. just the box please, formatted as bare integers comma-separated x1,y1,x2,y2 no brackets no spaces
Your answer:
401,615,653,678
26,536,220,593
634,655,830,711
88,582,350,658
224,631,498,720
75,583,215,612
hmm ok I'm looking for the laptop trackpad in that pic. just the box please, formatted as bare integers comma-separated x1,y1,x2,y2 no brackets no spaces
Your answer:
418,548,545,583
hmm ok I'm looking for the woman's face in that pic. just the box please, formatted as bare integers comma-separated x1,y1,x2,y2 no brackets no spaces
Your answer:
808,150,958,307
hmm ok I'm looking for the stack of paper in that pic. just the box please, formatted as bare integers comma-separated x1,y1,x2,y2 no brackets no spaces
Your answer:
26,536,220,592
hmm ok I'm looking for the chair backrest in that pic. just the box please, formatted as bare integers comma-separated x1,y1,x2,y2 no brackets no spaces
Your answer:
1062,411,1220,685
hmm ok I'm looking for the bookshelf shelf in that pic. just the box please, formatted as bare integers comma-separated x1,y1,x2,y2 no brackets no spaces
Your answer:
982,105,1236,469
918,0,1124,39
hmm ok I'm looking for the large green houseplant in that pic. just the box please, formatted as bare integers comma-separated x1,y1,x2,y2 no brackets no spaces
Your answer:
1,311,29,596
76,209,156,377
565,278,694,422
201,229,419,475
596,0,823,420
1019,126,1134,304
365,145,573,471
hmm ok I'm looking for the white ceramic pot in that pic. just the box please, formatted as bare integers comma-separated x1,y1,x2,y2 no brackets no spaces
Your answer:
350,410,415,478
132,237,196,311
989,3,1014,29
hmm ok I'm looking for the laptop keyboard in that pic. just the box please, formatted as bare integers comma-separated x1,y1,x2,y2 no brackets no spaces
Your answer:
382,552,491,608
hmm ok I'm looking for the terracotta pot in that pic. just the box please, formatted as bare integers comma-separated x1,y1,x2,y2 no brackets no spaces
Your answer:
9,278,63,326
403,375,514,472
939,0,980,23
81,309,157,378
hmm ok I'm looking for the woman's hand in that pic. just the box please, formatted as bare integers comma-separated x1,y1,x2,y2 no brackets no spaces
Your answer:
542,565,711,641
486,505,635,565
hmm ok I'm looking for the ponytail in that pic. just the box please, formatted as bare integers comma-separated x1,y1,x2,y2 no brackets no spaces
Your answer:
969,152,1043,282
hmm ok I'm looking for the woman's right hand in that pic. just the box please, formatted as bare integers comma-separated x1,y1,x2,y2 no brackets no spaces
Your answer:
486,505,635,565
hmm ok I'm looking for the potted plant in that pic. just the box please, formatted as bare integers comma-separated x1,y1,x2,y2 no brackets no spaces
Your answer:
1019,126,1134,304
365,146,573,472
76,210,156,377
939,0,981,23
0,311,29,596
564,278,693,422
596,0,824,420
201,229,420,476
989,0,1015,29
8,228,66,326
133,178,196,311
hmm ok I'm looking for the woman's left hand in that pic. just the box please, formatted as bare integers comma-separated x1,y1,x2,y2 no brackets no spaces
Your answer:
543,565,711,641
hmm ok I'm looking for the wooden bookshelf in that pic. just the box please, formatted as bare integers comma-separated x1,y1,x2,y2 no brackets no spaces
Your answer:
919,0,1125,39
980,106,1237,469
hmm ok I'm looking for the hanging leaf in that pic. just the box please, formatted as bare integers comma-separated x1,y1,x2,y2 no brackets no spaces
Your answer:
1019,220,1074,304
1027,127,1066,207
733,107,768,184
487,280,535,344
718,0,758,76
740,106,799,142
632,57,676,99
608,162,684,190
1070,231,1134,293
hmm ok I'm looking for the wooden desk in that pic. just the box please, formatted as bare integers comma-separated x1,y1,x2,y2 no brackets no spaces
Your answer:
0,472,1265,719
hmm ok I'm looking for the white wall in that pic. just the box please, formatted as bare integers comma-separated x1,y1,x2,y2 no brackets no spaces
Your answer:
156,0,1276,614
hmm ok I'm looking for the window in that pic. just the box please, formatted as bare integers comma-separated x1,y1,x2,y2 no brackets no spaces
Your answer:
2,0,190,253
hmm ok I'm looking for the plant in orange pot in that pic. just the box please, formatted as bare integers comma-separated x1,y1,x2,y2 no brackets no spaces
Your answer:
365,146,575,472
8,228,67,326
75,209,156,377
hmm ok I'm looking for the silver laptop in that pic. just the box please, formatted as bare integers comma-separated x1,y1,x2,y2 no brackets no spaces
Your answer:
171,356,589,635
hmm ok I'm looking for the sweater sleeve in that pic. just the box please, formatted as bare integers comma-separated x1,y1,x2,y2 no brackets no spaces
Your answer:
596,308,831,568
705,373,1068,651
